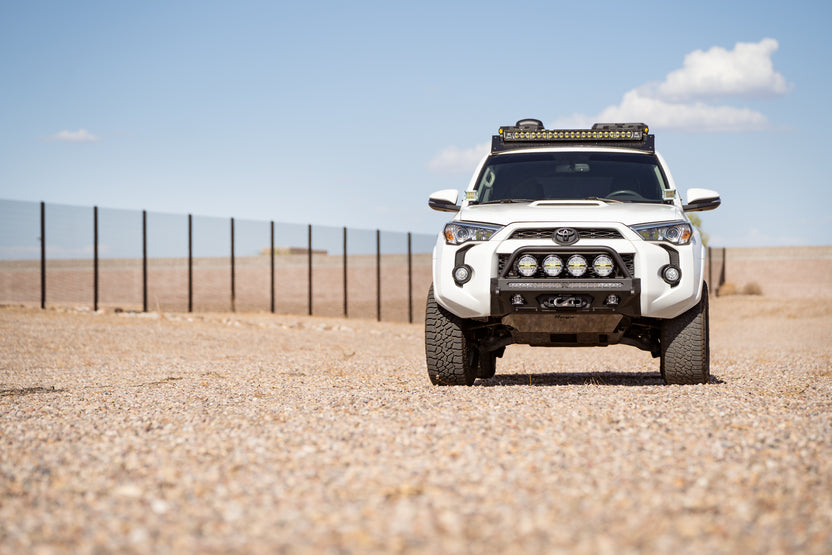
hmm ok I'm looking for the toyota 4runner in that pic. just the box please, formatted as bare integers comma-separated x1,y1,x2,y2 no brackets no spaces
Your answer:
426,120,721,385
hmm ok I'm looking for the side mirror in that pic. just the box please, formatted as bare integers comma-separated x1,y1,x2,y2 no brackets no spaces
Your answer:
683,188,721,212
428,189,460,212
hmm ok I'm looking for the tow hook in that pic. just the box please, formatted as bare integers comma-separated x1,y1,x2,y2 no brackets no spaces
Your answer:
540,295,592,309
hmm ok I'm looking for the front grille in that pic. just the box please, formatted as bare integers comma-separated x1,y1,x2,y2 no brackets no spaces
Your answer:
508,227,623,240
498,250,635,279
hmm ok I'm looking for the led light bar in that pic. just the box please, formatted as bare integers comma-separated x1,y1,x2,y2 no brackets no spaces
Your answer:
492,120,654,153
499,123,648,142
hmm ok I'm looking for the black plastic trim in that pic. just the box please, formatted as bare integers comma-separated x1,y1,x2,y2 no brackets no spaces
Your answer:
657,244,681,288
453,244,476,287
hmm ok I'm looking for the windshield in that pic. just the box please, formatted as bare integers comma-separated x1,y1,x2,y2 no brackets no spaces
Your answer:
472,151,669,204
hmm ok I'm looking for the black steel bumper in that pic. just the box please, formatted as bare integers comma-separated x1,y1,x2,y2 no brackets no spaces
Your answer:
491,277,641,318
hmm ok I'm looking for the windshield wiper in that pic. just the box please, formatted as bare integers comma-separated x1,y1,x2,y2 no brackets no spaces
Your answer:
584,196,624,203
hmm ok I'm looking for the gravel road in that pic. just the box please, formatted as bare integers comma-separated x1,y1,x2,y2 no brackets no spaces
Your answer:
1,296,831,554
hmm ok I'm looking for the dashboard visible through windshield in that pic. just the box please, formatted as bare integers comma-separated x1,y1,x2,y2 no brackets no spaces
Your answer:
472,152,669,204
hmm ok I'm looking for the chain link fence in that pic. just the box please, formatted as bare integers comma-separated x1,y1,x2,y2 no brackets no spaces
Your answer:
0,200,436,323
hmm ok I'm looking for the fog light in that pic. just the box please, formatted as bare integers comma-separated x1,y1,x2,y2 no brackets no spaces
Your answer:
567,255,587,277
517,255,538,277
604,294,620,306
661,264,681,285
453,264,472,284
511,294,526,306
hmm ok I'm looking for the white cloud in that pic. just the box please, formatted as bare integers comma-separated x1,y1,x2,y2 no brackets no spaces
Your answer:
50,129,100,142
556,90,769,133
428,141,489,175
555,38,790,133
651,38,792,102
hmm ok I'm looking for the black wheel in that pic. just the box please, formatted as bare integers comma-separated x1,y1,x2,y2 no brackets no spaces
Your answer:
425,285,477,386
660,283,710,385
477,351,497,379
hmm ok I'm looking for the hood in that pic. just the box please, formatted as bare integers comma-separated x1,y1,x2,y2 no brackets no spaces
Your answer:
458,200,684,227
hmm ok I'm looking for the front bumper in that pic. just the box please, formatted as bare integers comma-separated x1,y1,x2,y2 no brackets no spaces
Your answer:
432,221,704,320
491,276,641,317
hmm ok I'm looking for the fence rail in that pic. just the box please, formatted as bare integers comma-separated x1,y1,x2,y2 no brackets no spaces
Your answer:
0,200,436,323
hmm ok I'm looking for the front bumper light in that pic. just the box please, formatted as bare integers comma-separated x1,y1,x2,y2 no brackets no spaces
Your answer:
443,222,502,245
631,221,693,245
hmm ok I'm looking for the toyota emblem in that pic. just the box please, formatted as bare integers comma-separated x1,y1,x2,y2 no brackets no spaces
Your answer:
553,227,579,245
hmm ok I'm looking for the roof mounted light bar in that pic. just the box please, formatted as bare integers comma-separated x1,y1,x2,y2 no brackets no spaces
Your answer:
492,120,654,153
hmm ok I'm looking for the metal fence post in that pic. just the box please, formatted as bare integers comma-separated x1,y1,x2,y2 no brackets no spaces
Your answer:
308,224,313,316
343,226,348,318
376,229,381,322
270,220,275,314
40,201,45,309
188,214,193,313
231,217,236,312
93,206,99,312
142,210,147,312
407,232,413,324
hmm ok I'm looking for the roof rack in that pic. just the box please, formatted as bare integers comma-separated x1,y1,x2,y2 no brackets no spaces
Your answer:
492,120,654,153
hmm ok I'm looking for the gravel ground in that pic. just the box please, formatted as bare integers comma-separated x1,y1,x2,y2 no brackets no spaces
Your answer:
1,296,831,554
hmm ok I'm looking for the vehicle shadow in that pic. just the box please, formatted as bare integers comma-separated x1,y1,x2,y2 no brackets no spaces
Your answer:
475,372,724,387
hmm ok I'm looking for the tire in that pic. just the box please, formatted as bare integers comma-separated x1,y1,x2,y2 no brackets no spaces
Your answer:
425,285,477,386
660,283,710,385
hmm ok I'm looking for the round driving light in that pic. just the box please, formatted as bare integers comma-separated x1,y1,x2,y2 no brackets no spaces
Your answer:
593,255,614,277
567,255,587,277
542,255,563,277
661,264,681,285
453,264,472,284
516,255,538,277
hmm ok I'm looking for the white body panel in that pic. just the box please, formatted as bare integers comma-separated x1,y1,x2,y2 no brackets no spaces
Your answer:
432,146,706,321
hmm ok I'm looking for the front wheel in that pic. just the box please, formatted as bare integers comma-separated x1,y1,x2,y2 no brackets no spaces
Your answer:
660,283,710,385
425,285,477,386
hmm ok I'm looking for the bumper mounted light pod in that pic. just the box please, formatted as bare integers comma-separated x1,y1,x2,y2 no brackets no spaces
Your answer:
516,254,538,277
542,255,564,277
592,254,614,277
566,255,588,277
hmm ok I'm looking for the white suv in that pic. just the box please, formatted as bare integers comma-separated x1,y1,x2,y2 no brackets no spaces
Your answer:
426,120,721,385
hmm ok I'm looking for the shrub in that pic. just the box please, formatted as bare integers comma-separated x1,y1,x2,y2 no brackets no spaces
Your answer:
742,282,763,296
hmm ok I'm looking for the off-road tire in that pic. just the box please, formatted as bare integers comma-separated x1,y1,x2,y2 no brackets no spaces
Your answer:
425,285,477,386
660,283,710,385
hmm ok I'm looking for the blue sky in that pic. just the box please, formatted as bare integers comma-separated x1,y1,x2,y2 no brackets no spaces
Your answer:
1,0,830,247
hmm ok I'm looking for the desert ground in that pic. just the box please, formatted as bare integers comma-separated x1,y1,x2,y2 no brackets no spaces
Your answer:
1,292,831,553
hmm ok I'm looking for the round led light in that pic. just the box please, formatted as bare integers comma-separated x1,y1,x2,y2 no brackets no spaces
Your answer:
516,255,538,277
567,255,587,277
453,265,472,283
593,255,614,277
542,255,563,277
662,265,681,284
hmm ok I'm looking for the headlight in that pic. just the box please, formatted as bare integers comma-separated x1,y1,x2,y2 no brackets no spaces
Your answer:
631,221,693,245
443,222,502,245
